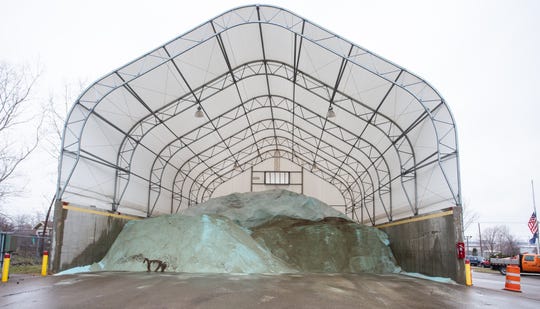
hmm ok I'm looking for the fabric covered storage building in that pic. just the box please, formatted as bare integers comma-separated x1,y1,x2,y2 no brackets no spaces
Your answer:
56,4,461,226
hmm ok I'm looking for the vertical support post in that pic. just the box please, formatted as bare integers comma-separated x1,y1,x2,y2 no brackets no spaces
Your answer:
301,167,304,194
478,222,483,257
52,199,67,273
361,202,364,224
453,205,466,284
250,167,253,192
1,253,10,283
41,251,49,276
531,180,539,254
465,259,472,286
0,232,5,265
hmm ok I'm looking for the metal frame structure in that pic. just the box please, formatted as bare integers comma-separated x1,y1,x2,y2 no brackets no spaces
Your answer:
57,5,461,225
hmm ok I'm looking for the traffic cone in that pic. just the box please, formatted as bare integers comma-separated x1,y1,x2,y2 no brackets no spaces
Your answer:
503,265,521,292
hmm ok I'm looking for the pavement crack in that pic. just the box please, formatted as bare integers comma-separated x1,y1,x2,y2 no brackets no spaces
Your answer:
2,286,52,298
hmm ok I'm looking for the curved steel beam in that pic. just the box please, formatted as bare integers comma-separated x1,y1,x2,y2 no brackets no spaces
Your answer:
172,121,377,223
57,5,459,220
112,61,412,214
146,96,390,214
176,146,363,222
198,146,364,220
185,134,364,208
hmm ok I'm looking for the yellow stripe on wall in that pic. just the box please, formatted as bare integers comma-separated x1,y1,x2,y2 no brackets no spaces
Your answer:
376,209,454,229
62,204,142,221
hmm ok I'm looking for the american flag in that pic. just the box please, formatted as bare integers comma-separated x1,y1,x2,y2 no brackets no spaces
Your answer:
529,212,538,234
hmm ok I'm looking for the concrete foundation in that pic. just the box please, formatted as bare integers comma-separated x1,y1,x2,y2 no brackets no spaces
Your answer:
379,207,465,284
52,201,129,272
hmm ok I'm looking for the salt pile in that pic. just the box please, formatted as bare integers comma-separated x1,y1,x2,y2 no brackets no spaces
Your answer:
181,190,350,228
90,214,293,273
89,190,400,274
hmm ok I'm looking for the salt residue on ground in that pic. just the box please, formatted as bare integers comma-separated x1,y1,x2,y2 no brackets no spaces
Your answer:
401,272,457,284
55,265,91,275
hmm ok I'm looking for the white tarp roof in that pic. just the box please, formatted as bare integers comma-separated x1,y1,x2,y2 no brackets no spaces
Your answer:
57,5,461,224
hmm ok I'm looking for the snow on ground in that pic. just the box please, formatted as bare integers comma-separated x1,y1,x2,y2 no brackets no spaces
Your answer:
64,190,401,274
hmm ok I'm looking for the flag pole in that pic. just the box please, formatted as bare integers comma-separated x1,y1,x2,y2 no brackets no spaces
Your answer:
532,180,539,254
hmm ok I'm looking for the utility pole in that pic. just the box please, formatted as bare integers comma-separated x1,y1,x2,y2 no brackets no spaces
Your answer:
532,180,539,254
478,222,483,257
465,235,472,256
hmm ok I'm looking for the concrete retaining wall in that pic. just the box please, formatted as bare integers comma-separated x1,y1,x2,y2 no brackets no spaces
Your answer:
52,201,465,283
52,201,130,272
379,207,465,284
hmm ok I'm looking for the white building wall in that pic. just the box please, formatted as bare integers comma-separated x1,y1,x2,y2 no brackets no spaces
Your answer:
212,157,346,215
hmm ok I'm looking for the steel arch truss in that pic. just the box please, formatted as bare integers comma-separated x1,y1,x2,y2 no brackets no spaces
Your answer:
57,5,461,225
113,61,414,220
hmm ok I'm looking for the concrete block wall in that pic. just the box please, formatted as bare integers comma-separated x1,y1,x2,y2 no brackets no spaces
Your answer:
52,201,129,272
379,207,465,284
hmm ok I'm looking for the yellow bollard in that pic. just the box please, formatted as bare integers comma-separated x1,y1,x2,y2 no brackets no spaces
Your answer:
41,251,49,276
2,253,10,283
465,259,472,286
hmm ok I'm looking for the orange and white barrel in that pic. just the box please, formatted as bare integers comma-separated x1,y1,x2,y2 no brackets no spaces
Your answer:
503,265,521,292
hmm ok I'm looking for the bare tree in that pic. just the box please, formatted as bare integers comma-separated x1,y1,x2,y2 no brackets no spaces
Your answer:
39,80,86,252
0,62,41,201
482,225,520,257
462,202,479,232
497,225,520,257
482,226,501,256
495,226,508,253
0,212,14,231
13,213,34,230
43,81,84,158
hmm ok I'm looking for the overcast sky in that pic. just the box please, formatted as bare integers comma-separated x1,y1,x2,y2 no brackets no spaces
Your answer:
1,0,539,241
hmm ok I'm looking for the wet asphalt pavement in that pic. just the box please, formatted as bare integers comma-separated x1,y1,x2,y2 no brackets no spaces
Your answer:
1,272,539,308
